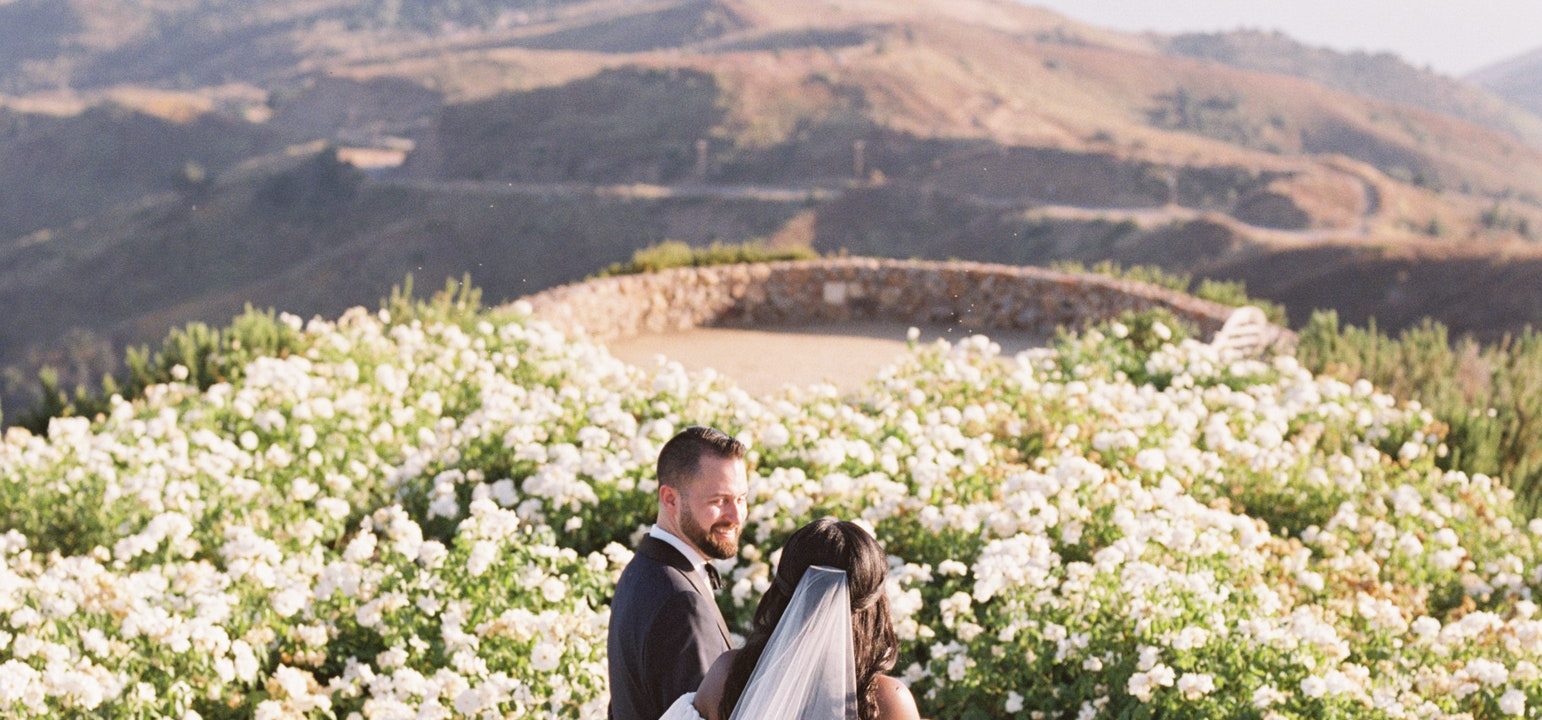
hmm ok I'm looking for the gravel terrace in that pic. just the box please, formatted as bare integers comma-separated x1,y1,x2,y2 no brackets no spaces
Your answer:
607,320,1051,396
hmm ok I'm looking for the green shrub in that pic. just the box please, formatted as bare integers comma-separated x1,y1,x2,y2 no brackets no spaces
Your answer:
11,275,490,432
595,240,818,277
1191,278,1288,325
1052,260,1191,293
381,273,492,327
1297,309,1542,514
12,307,301,433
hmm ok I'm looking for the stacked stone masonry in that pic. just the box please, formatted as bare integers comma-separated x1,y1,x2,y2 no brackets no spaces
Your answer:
517,257,1296,348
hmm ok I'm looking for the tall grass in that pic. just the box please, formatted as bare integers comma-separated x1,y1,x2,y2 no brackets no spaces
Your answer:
8,276,487,433
1297,310,1542,514
12,308,302,433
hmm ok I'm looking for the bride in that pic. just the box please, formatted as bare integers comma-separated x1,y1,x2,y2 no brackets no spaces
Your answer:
660,517,921,720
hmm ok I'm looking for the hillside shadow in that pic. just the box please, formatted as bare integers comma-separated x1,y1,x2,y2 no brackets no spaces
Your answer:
406,66,728,183
267,75,443,143
701,26,881,54
0,104,278,241
76,14,307,89
0,1,79,85
507,0,748,53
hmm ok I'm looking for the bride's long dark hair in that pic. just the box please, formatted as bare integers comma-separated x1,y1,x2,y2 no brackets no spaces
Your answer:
718,517,898,720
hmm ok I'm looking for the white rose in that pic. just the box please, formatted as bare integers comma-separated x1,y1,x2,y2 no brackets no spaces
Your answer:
232,641,259,682
1134,448,1167,473
530,642,561,672
1301,676,1327,699
1499,688,1526,716
467,541,498,577
541,577,567,603
343,531,376,563
454,687,485,715
1177,673,1214,700
271,587,307,618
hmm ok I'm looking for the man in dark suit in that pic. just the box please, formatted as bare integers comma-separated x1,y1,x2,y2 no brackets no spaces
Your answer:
609,426,749,720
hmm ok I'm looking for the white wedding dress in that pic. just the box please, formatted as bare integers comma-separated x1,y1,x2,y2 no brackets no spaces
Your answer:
659,566,859,720
660,693,705,720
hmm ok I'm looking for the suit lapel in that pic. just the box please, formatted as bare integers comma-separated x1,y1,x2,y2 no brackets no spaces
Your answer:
636,536,732,644
687,570,733,644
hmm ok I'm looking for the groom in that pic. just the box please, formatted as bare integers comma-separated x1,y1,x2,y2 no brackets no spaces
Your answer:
609,426,748,720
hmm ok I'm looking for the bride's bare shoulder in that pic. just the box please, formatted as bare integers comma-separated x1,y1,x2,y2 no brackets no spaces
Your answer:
692,649,739,720
874,675,921,720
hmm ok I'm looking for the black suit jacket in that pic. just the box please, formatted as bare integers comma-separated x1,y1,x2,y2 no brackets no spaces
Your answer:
608,535,732,720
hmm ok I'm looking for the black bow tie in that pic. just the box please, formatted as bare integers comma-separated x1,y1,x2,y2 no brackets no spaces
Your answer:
704,563,722,591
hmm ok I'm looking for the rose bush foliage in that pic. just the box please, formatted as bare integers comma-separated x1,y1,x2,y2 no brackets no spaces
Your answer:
0,302,1539,719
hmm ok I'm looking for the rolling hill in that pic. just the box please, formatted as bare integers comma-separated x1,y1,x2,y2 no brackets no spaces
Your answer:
4,0,1542,415
0,102,278,241
1159,29,1542,150
0,146,807,410
1470,45,1542,119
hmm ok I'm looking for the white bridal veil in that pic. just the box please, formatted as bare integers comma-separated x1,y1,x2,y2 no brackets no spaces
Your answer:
728,565,860,720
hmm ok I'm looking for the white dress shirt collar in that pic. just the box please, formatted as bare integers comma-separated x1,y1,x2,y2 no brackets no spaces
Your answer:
649,524,709,582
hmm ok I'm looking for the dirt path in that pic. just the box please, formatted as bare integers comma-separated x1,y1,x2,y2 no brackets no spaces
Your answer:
606,320,1051,396
382,178,1368,244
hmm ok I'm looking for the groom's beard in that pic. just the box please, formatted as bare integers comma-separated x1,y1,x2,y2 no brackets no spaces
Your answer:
680,507,740,560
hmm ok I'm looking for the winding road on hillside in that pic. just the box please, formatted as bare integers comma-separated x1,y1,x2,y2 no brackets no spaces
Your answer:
380,178,1373,246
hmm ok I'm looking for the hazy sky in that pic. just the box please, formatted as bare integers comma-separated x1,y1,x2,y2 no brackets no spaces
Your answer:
1023,1,1542,77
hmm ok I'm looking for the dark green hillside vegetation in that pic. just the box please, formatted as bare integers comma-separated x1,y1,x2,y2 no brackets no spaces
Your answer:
1298,311,1542,513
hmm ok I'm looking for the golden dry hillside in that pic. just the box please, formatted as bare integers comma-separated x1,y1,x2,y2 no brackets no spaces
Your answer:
3,0,1542,412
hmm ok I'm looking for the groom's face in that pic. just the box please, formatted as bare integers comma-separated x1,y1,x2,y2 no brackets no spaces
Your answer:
673,455,748,560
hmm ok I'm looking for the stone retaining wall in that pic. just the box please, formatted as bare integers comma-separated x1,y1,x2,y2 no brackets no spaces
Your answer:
517,257,1295,346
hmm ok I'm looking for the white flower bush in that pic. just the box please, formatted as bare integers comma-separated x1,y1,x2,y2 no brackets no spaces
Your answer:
0,299,1538,719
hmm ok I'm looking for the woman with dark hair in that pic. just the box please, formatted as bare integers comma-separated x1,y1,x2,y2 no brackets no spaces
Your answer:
659,517,920,720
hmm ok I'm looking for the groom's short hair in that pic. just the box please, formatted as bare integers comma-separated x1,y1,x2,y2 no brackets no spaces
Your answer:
657,426,746,489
